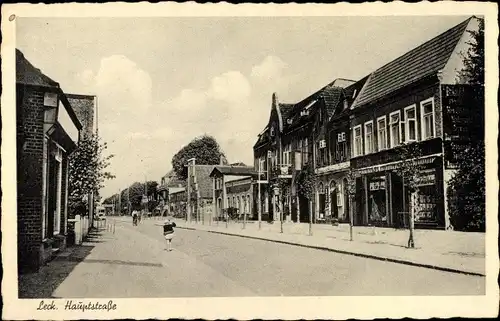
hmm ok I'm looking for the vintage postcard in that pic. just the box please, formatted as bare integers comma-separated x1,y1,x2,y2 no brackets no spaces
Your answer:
1,1,499,320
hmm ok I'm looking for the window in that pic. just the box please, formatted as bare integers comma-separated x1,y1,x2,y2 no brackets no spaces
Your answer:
303,138,309,164
282,144,291,165
364,121,374,154
337,183,343,207
420,98,435,140
389,111,401,148
404,105,418,142
377,116,387,150
353,125,363,157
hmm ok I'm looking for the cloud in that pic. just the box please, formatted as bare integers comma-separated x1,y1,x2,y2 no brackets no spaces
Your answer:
250,55,300,100
251,55,288,83
94,55,295,198
95,55,153,112
208,71,251,104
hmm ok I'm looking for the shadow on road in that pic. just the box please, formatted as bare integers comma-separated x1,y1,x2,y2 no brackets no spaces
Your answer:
18,228,106,299
80,258,163,268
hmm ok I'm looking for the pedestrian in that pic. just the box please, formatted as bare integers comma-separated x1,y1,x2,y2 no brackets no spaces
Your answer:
132,210,138,226
156,217,176,251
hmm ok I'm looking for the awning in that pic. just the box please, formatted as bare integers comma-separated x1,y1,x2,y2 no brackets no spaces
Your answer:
355,157,438,176
47,123,77,153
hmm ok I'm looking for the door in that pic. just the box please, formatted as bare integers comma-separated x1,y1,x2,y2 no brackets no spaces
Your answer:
299,195,310,223
319,194,326,219
47,155,59,238
330,189,338,219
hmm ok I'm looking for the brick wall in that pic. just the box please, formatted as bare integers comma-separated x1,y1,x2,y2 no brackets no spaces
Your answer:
17,86,45,273
67,95,94,138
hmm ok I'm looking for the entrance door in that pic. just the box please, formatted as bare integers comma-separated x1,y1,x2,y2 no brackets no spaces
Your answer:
343,178,349,223
299,194,310,222
330,189,338,219
319,194,326,220
47,155,59,238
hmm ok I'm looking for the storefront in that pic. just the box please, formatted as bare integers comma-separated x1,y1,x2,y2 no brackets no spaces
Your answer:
315,169,349,223
354,157,445,229
367,174,388,226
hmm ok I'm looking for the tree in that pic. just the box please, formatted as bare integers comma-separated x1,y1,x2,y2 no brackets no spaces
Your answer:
123,181,158,212
448,17,485,232
278,178,291,233
457,18,484,86
68,134,115,217
394,142,423,248
345,168,358,241
296,163,317,235
171,135,227,180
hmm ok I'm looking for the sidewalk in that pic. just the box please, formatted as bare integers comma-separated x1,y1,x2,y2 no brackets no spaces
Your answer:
18,227,112,298
174,219,485,276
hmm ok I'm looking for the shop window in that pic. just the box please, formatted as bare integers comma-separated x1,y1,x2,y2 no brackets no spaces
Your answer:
404,105,418,142
389,111,402,148
420,98,435,140
364,121,374,154
353,125,363,157
368,176,388,225
377,116,388,150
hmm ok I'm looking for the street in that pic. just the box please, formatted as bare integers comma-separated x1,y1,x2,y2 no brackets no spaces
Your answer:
31,217,484,298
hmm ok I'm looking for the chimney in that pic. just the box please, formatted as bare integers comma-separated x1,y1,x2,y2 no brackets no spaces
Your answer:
272,92,279,108
220,155,224,165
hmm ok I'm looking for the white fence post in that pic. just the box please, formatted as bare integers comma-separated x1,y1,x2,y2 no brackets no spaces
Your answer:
74,215,82,245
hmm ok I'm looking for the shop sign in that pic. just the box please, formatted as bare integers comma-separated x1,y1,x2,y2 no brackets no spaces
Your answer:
418,169,436,186
369,176,386,191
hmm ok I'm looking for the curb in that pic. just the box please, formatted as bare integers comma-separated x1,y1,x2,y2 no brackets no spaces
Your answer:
176,226,485,277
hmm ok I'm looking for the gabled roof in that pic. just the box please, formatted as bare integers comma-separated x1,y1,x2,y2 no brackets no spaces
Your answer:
209,166,257,178
279,103,294,122
321,86,344,119
16,49,59,88
16,49,83,131
352,17,472,108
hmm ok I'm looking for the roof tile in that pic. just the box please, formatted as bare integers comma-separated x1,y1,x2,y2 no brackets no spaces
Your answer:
353,18,471,108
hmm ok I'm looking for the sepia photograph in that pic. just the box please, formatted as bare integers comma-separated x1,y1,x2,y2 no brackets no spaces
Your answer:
1,2,498,320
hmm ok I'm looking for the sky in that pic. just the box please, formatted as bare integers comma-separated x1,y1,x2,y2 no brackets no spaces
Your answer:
16,15,469,199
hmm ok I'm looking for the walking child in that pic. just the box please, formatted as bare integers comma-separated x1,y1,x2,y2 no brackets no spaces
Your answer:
156,217,176,251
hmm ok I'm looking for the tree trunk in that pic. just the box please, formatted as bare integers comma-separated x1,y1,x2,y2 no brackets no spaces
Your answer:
308,199,313,236
408,191,416,248
349,195,354,241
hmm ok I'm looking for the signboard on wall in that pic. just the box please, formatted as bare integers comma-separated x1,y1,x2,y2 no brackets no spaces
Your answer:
369,176,386,191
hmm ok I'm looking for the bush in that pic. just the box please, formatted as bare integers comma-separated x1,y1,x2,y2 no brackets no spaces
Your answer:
447,145,485,232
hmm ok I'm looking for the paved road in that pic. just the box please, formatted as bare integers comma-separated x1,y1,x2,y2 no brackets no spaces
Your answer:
51,217,484,297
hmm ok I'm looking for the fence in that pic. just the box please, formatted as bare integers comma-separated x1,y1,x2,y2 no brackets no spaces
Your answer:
68,215,90,245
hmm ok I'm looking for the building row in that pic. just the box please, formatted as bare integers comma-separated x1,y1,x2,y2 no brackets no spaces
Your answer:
16,49,98,273
158,17,483,230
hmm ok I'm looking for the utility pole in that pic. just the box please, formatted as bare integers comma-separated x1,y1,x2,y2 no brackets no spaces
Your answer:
257,161,262,230
127,185,130,216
